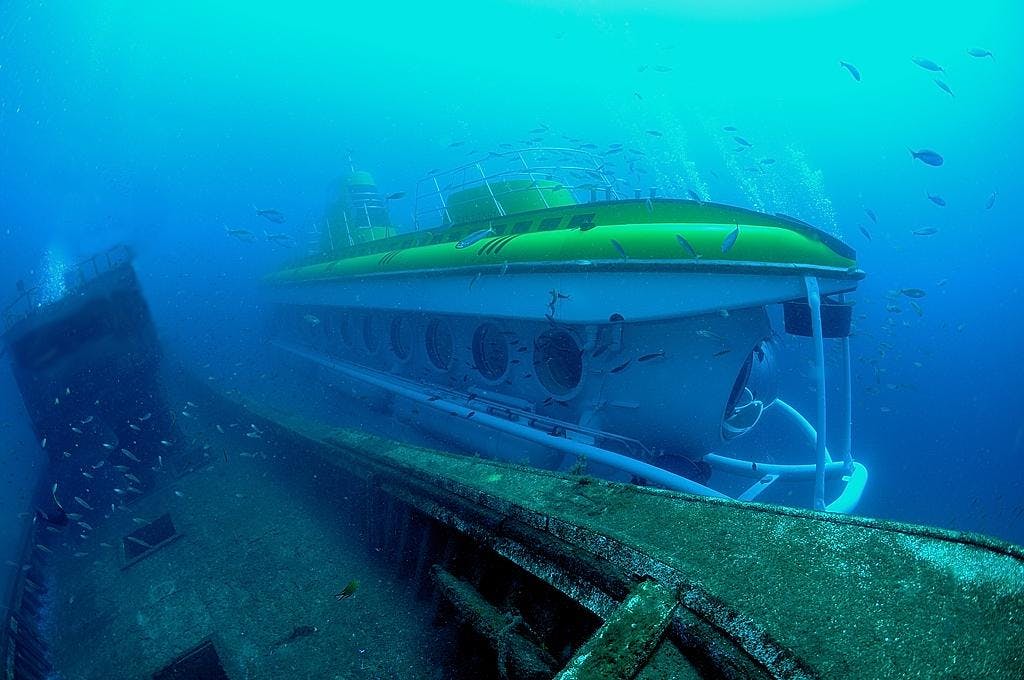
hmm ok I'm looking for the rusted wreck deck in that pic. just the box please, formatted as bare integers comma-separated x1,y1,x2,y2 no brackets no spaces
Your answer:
235,393,1024,679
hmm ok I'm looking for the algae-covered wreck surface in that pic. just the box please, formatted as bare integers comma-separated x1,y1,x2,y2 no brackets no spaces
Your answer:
235,391,1024,679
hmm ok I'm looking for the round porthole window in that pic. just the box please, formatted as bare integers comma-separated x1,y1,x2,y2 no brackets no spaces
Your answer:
390,316,414,361
362,314,382,353
472,323,508,381
425,318,453,370
533,329,583,396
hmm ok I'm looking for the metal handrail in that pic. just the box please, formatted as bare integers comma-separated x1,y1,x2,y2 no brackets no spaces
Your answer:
413,148,621,230
2,244,133,333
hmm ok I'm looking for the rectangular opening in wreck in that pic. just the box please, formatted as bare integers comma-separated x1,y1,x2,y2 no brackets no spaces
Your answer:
122,512,181,568
153,639,229,680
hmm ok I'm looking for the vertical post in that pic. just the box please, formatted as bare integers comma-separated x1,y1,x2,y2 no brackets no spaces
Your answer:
804,276,828,511
839,294,853,471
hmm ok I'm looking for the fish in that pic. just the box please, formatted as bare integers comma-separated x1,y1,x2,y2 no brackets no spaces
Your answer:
733,136,752,147
933,79,954,97
113,465,129,472
610,359,631,374
125,536,153,549
839,61,861,81
721,226,740,253
100,542,113,548
121,448,140,462
696,329,726,342
77,521,94,531
675,234,699,258
912,57,944,73
448,140,465,147
864,207,877,223
967,47,994,59
174,490,184,498
455,227,495,249
633,91,643,100
81,416,93,424
67,513,83,521
686,189,702,202
899,288,927,298
912,227,939,236
722,125,738,132
273,625,319,648
264,231,295,246
637,350,666,362
125,473,141,484
909,148,943,166
82,472,93,479
760,158,776,165
713,348,733,357
255,208,286,223
927,193,946,207
102,442,115,450
139,412,152,421
225,226,256,242
303,314,321,326
385,192,406,200
41,437,47,448
70,426,83,434
859,226,872,241
35,545,53,555
985,192,997,210
645,130,663,137
609,239,628,259
909,301,924,317
335,579,359,600
74,497,93,511
129,423,141,432
160,439,173,447
653,65,672,73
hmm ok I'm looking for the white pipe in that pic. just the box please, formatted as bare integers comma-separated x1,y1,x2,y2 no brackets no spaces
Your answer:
275,341,729,499
804,276,828,511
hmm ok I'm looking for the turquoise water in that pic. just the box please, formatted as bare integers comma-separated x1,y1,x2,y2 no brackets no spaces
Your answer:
1,0,1022,574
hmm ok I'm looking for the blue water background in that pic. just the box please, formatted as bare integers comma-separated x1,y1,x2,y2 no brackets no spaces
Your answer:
1,1,1022,573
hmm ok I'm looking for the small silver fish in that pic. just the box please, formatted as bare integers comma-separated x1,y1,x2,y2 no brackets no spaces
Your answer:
839,61,861,81
82,472,93,479
74,497,93,510
125,473,141,484
675,234,699,258
984,192,997,210
174,490,185,498
121,448,140,462
71,426,83,434
933,79,954,97
102,442,115,450
36,544,53,554
455,227,495,250
81,416,93,424
160,440,173,447
721,226,740,253
67,513,83,521
139,412,152,421
912,57,944,73
129,423,142,432
125,536,152,549
41,437,47,448
77,521,94,531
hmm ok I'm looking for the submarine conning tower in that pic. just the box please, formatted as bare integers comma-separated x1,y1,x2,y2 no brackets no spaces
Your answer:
322,169,393,250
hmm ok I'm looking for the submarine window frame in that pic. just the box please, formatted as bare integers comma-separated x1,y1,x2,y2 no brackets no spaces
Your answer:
511,221,532,234
389,316,415,362
362,313,383,354
538,217,562,231
425,318,454,371
472,322,510,382
533,328,585,398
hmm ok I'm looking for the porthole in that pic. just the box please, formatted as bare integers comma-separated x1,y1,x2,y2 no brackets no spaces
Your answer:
390,316,414,361
362,314,382,353
472,323,509,381
534,329,583,396
425,318,453,370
